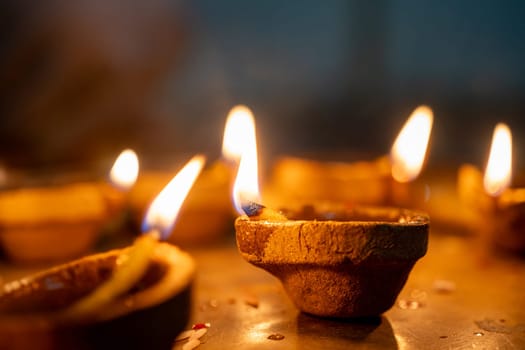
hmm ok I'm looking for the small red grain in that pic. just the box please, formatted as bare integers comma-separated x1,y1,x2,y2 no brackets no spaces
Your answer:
192,323,208,330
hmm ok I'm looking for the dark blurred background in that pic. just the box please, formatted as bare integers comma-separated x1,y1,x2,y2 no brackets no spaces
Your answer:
1,0,524,173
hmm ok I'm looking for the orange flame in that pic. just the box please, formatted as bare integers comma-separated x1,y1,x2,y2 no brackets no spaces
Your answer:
142,155,205,238
109,149,139,190
484,123,512,196
390,106,433,183
222,105,257,162
231,108,260,215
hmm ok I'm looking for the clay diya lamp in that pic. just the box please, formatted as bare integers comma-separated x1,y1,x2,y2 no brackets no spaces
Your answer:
0,150,139,264
235,203,429,318
231,125,429,318
266,105,433,209
0,182,110,263
0,242,194,350
267,155,392,206
458,123,525,253
0,155,205,349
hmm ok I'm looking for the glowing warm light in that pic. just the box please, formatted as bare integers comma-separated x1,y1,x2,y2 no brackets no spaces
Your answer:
142,155,205,238
390,105,434,183
0,165,7,188
484,123,512,196
109,149,139,190
222,105,257,162
231,110,261,215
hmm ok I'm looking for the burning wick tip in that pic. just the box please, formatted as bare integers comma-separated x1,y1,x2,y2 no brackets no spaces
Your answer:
242,201,288,221
146,229,161,240
242,201,266,217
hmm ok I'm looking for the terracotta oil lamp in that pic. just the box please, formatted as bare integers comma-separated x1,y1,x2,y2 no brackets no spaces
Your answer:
458,123,525,253
265,106,433,209
0,155,204,349
231,110,429,317
0,149,139,263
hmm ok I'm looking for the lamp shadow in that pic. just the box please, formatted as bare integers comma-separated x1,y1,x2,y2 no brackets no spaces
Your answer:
296,313,398,349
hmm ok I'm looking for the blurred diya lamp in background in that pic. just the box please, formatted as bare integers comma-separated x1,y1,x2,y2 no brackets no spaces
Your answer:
458,123,525,253
0,155,203,350
0,150,138,264
414,166,479,231
265,106,433,209
232,119,429,318
129,105,253,245
267,155,391,206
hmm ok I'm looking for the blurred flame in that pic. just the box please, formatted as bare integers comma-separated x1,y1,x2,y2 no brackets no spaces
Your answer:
0,165,7,188
390,106,433,183
142,155,205,239
109,149,139,190
222,105,256,162
484,123,512,196
231,109,260,215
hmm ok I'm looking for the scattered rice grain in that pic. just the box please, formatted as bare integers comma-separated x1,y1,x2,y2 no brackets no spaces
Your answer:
397,299,423,310
192,323,209,330
191,328,208,341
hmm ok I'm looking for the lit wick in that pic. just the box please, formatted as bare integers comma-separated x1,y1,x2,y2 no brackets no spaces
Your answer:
240,200,287,221
241,201,265,217
232,109,430,318
63,155,205,318
457,122,525,253
228,106,287,222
